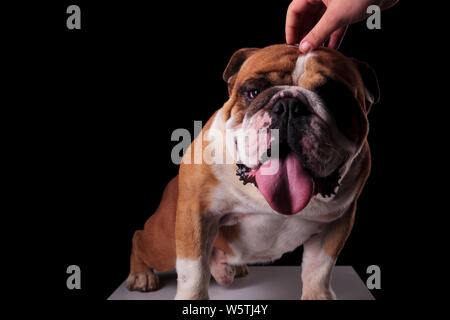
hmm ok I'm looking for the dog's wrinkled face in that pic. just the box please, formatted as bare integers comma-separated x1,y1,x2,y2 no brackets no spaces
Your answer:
222,44,379,215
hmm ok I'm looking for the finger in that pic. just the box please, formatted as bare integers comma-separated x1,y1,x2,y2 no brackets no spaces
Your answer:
285,13,303,44
285,0,310,44
299,9,345,53
327,25,348,50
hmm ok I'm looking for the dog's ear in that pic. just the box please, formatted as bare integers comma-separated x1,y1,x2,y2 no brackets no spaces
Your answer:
223,48,259,93
351,58,380,113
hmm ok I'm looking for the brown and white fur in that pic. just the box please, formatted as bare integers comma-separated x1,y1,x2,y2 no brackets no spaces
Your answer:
125,44,379,300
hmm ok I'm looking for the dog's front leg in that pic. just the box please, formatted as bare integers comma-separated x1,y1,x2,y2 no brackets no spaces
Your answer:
174,206,219,300
301,202,356,300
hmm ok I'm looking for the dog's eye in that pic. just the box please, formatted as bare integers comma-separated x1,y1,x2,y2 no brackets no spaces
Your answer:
247,89,260,100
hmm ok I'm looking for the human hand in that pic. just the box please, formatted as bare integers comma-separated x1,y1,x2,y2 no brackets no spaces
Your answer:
285,0,399,53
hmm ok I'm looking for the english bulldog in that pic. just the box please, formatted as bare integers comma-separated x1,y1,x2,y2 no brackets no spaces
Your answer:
125,44,379,300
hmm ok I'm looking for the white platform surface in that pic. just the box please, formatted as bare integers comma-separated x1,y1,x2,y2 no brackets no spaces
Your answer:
108,266,373,300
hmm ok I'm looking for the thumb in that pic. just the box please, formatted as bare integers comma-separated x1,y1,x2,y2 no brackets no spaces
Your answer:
299,8,345,53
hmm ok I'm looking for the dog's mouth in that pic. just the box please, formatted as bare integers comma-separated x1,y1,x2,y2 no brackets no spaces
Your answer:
236,145,342,215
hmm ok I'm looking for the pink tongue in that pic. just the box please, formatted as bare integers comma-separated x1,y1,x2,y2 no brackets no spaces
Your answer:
255,152,314,215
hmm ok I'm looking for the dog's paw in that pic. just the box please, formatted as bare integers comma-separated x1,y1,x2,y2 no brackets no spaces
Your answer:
301,288,336,300
234,264,249,278
211,263,236,286
126,270,160,292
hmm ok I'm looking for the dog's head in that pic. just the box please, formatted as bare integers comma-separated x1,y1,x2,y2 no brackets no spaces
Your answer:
222,44,379,215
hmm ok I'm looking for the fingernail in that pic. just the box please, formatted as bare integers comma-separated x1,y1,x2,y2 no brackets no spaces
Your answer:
300,41,311,53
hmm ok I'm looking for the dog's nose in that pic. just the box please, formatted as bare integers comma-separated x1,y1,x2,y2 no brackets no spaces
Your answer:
271,98,308,120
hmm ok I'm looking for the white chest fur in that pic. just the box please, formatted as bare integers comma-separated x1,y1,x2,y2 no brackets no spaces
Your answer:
225,212,323,264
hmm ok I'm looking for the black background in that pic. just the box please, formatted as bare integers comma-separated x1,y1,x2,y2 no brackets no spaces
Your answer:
12,0,425,310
